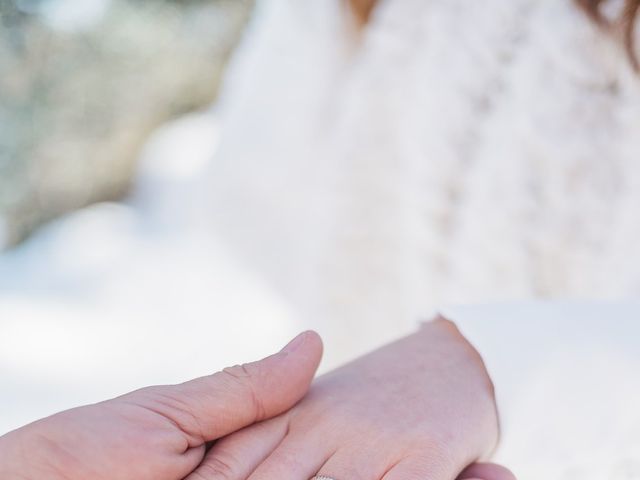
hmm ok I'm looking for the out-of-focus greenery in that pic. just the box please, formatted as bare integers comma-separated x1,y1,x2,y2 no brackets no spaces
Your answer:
0,0,253,248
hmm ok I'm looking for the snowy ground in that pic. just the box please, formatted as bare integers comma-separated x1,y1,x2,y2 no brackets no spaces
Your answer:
0,111,303,434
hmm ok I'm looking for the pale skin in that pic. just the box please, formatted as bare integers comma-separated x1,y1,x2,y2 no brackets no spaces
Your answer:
189,318,507,480
0,324,515,480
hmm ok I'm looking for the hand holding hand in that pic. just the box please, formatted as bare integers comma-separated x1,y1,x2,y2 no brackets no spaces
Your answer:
193,318,502,480
0,332,323,480
0,325,514,480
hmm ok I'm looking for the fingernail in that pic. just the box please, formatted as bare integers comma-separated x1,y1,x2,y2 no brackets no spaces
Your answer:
281,331,309,354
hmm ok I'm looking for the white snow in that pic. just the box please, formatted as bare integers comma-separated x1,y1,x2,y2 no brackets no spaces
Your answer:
0,111,301,434
39,0,112,32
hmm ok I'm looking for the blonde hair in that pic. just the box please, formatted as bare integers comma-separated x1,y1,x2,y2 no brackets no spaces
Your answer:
348,0,639,70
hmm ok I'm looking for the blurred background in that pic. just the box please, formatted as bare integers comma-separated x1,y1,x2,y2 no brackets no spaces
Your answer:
0,0,252,248
0,0,300,434
1,1,640,478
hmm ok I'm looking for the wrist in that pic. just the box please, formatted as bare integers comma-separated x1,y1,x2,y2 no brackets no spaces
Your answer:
421,316,501,456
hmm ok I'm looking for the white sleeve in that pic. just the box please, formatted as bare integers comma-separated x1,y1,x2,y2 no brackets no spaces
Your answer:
439,301,640,445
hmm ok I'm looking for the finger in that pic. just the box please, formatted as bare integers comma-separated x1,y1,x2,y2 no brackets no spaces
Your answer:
247,429,333,480
315,445,396,480
185,415,289,480
129,331,323,444
457,463,516,480
381,455,456,480
179,444,208,475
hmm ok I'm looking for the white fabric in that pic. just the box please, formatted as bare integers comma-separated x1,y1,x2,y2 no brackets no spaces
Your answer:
448,302,640,478
206,0,640,363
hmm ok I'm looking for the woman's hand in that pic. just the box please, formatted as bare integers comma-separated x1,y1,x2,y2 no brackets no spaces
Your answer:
190,318,502,480
0,332,323,480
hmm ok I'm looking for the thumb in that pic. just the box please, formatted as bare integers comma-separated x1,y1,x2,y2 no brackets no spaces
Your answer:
129,331,323,444
458,463,516,480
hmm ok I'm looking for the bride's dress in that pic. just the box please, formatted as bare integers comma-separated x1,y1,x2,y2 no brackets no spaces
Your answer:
208,0,640,356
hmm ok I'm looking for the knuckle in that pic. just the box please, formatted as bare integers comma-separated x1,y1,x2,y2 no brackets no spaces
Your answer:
222,364,254,381
432,315,461,334
269,448,304,471
219,364,266,422
131,387,207,442
194,455,237,480
409,438,455,472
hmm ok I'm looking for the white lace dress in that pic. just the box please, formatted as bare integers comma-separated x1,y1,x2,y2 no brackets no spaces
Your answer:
208,0,640,350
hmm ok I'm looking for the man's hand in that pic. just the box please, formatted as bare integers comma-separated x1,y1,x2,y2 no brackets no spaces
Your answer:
0,328,515,480
0,332,323,480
